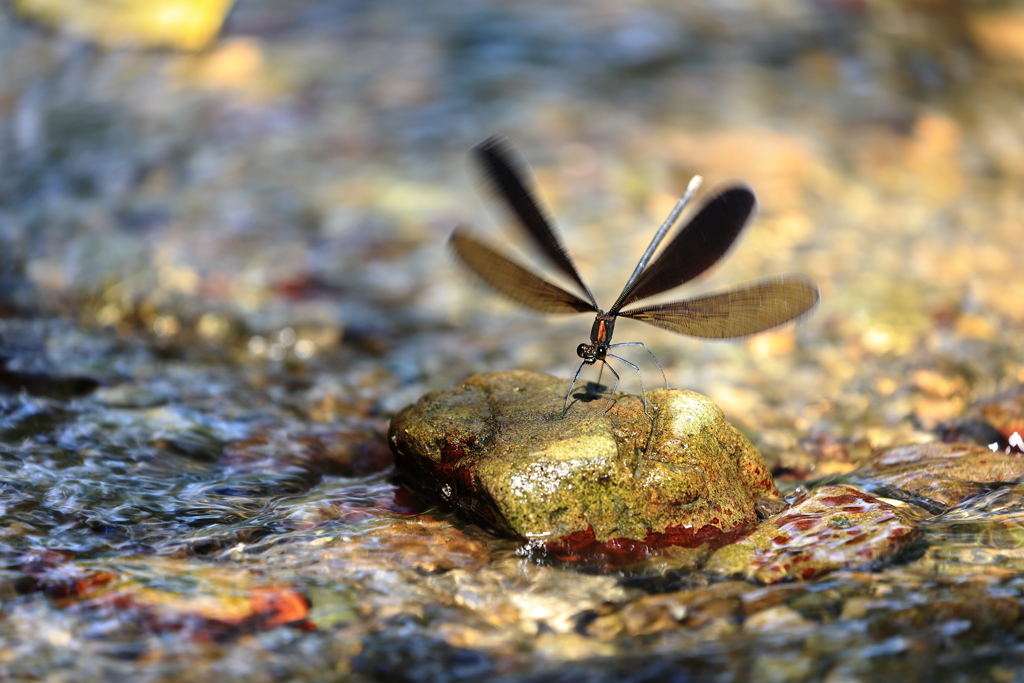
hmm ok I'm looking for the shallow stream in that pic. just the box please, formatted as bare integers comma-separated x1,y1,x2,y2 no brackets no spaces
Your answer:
2,1,1024,680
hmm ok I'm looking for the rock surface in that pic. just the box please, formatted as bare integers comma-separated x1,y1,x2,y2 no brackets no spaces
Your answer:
389,371,780,558
848,442,1024,511
705,484,922,583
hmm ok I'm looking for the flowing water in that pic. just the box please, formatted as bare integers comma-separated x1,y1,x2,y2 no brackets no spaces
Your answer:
2,0,1024,680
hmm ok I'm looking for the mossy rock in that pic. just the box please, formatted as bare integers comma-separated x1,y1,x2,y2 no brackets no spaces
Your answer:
389,371,780,559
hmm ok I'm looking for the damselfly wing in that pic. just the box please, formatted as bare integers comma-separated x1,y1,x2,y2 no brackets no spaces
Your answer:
449,135,819,416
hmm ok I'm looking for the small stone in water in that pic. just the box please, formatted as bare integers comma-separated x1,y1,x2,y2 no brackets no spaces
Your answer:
743,605,814,633
755,498,789,519
705,485,922,583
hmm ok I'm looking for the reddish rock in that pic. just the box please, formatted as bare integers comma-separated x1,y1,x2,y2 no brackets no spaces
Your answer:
91,583,312,638
705,485,922,583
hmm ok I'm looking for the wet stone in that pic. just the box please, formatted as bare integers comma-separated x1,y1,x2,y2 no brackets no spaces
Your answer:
743,605,814,633
78,560,312,639
848,442,1024,511
705,485,922,583
389,371,780,561
582,580,755,639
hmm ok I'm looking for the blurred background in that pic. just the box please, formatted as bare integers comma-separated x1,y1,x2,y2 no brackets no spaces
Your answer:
1,0,1023,469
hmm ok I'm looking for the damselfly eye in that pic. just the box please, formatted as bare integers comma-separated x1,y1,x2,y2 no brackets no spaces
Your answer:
576,343,588,359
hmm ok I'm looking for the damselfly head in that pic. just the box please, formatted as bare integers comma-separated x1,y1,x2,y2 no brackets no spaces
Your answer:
576,343,602,364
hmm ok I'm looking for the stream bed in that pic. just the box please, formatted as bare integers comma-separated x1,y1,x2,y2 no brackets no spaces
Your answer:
2,1,1024,681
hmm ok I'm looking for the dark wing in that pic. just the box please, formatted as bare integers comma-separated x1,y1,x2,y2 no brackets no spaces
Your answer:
449,227,597,314
609,186,755,313
618,274,819,339
471,135,598,309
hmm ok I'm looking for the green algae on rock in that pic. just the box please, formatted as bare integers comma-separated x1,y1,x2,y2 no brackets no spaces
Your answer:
388,371,780,560
705,485,922,583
